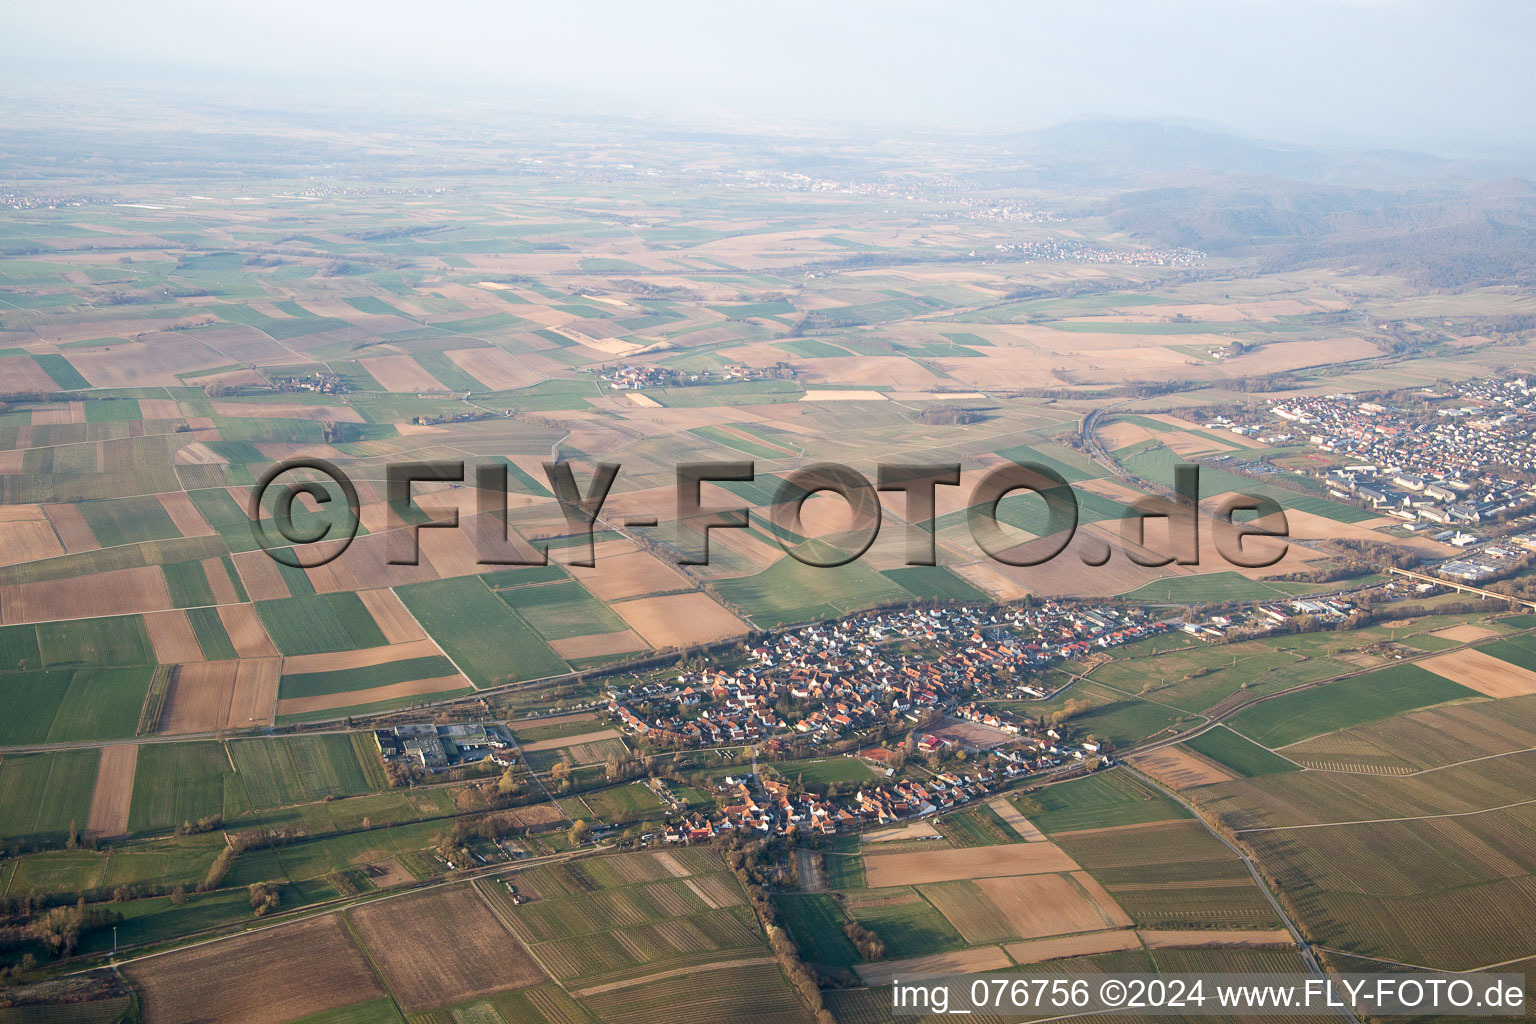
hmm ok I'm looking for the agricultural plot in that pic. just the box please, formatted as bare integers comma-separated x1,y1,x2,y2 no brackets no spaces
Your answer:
1128,745,1239,789
1417,645,1536,698
1228,663,1478,747
1010,769,1191,834
1182,726,1300,778
844,888,968,960
496,578,631,641
862,840,1079,887
1190,747,1536,832
1240,801,1536,970
1280,695,1536,773
577,961,812,1024
0,748,101,842
277,654,458,700
348,885,546,1014
254,593,388,656
127,914,384,1024
397,576,568,687
775,892,859,965
127,740,239,833
36,614,153,667
85,742,138,837
230,734,378,808
486,850,764,989
1052,819,1283,931
76,494,181,548
45,666,155,742
933,803,1017,847
713,555,906,627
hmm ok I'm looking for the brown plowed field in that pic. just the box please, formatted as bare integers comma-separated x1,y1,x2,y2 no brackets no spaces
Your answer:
359,354,444,392
0,510,64,565
864,841,1079,887
444,346,542,389
127,914,384,1024
228,659,280,727
202,557,239,604
156,491,215,536
1005,929,1142,964
857,946,1013,987
144,610,205,664
217,603,279,657
160,658,279,732
279,638,441,675
613,592,747,648
274,674,466,717
357,588,426,643
230,550,291,602
0,565,171,624
85,743,138,837
1418,647,1536,698
348,886,546,1013
1130,746,1239,789
568,549,693,602
1139,929,1293,948
549,629,648,660
974,872,1128,938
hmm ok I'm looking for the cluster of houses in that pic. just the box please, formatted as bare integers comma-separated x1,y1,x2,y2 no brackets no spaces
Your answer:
1209,382,1536,530
605,604,1170,749
598,363,765,391
655,727,1109,843
273,372,349,395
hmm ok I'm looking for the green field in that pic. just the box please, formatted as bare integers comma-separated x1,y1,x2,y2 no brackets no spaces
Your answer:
770,757,878,787
1475,634,1536,673
849,891,966,959
128,741,241,833
495,578,630,642
37,614,153,667
1183,726,1300,777
230,734,378,808
934,802,1017,847
825,835,865,890
0,669,73,744
397,576,567,687
1228,663,1479,747
880,566,991,602
713,554,907,627
76,495,181,548
0,623,41,670
186,606,238,660
775,892,858,965
1119,571,1287,603
278,655,457,700
46,666,155,742
0,748,101,842
255,593,388,656
1016,769,1191,833
161,560,216,608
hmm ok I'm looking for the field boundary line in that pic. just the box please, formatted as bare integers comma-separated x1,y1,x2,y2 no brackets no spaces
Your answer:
1119,764,1361,1024
567,955,776,999
1233,795,1536,833
1288,743,1536,778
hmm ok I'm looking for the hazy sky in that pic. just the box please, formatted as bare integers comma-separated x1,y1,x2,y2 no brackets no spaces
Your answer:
4,0,1534,156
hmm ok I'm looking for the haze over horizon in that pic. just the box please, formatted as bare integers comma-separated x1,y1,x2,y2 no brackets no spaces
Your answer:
2,0,1534,161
